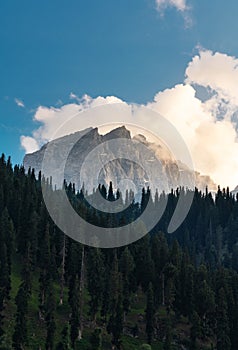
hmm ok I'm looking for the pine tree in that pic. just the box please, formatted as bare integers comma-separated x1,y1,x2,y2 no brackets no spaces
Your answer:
119,247,135,319
107,292,123,349
195,266,215,319
59,234,66,305
0,208,14,300
12,283,29,349
190,311,201,350
216,288,231,350
0,287,5,338
145,282,155,344
0,243,10,304
38,223,51,318
87,247,104,324
134,234,153,292
90,328,102,350
108,181,115,201
164,316,172,350
151,232,169,306
70,275,81,347
107,251,123,349
0,208,14,264
45,286,56,350
56,324,72,350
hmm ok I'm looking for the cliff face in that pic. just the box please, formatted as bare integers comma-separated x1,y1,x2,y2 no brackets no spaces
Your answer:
231,186,238,197
23,126,216,195
23,127,94,178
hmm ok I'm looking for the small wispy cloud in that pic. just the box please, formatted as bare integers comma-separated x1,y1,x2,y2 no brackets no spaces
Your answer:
69,92,81,103
155,0,192,27
14,98,25,108
156,0,187,12
56,99,63,106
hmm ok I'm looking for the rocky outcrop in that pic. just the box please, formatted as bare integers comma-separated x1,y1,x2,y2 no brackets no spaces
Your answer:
23,126,217,195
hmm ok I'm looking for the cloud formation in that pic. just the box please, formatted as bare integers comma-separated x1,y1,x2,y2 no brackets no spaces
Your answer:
186,50,238,109
20,136,39,153
69,92,81,103
21,95,124,154
156,0,188,12
155,0,191,26
21,49,238,189
15,98,25,108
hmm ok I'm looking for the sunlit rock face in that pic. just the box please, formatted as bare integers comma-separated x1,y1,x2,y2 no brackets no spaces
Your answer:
23,126,216,196
231,186,238,197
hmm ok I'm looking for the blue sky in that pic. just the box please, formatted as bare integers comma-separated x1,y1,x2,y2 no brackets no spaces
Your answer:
1,0,238,178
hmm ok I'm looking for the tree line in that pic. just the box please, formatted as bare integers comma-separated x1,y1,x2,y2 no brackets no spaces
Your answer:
0,153,238,349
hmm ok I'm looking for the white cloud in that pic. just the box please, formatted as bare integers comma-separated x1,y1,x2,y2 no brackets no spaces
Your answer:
21,49,238,189
21,95,124,151
20,136,39,153
186,49,238,112
147,83,238,190
146,49,238,189
155,0,191,26
69,92,81,102
15,98,25,108
156,0,188,12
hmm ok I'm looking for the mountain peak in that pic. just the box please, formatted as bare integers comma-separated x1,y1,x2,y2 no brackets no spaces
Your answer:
103,126,131,140
23,125,216,194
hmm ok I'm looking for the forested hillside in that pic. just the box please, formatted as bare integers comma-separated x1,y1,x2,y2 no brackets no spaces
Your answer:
1,153,238,350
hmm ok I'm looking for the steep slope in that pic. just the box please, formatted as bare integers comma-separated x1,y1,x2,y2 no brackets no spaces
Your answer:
23,126,216,194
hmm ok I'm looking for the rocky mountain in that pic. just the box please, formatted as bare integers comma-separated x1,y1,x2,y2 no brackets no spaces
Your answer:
231,185,238,197
23,126,217,196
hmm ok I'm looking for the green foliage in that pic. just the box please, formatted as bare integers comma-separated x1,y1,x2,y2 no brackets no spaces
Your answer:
146,283,155,344
56,324,72,350
74,337,91,350
140,344,152,350
87,248,104,322
190,311,201,350
1,154,238,349
90,328,102,350
216,288,231,350
69,275,80,347
12,283,29,349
